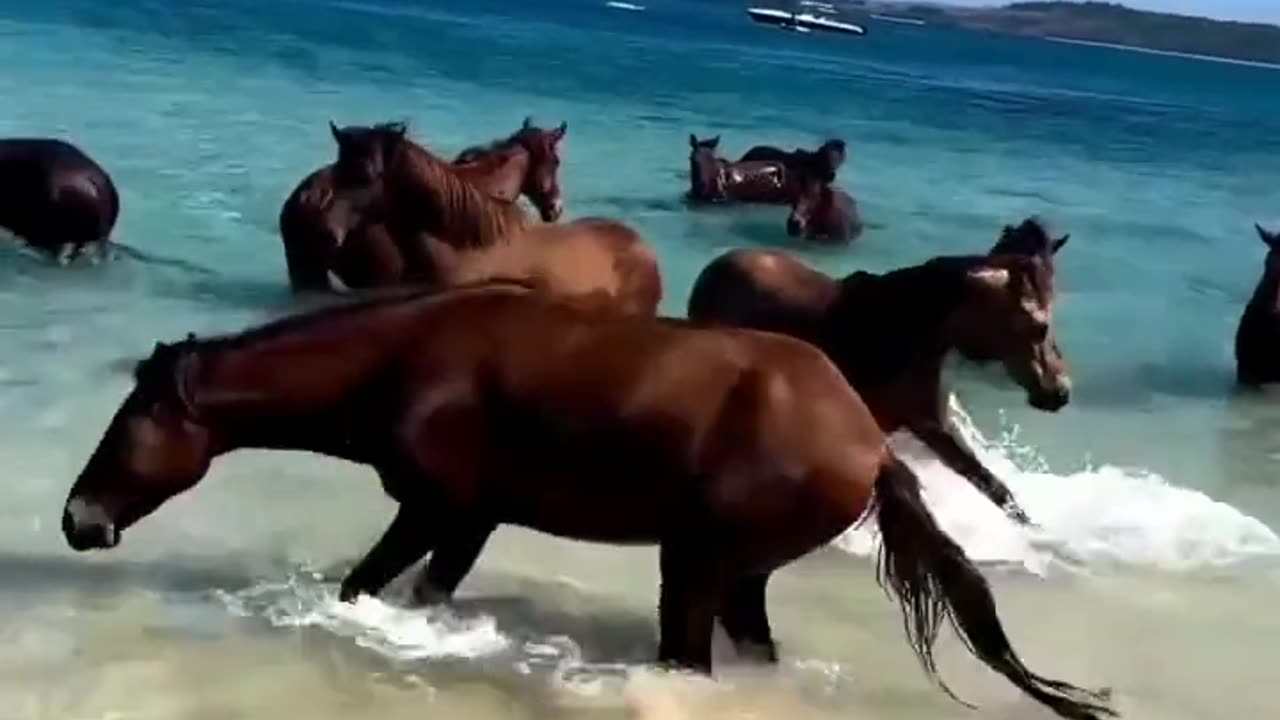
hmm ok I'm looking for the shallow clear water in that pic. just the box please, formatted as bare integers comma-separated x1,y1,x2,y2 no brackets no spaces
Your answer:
2,0,1280,718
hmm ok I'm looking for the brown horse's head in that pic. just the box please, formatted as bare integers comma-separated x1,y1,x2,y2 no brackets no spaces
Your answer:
785,150,842,236
688,134,723,199
62,337,214,551
815,138,847,174
990,216,1070,257
511,117,567,221
948,249,1072,412
329,120,408,186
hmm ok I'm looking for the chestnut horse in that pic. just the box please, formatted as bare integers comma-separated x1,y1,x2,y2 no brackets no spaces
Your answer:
277,119,567,292
1235,224,1280,387
787,180,863,244
686,134,839,205
0,137,119,264
61,281,1113,720
685,225,1072,525
328,122,660,313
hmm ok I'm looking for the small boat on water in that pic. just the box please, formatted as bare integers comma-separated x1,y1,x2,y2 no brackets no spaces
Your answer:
746,6,867,36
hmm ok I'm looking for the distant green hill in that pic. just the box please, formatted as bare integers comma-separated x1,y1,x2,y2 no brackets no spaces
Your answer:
860,1,1280,64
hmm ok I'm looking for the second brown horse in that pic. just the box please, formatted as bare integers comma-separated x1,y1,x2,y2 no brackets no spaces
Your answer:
320,122,662,315
61,281,1112,720
278,118,568,293
686,218,1073,525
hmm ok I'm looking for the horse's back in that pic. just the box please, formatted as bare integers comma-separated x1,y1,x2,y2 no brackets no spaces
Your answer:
688,248,838,335
0,137,117,246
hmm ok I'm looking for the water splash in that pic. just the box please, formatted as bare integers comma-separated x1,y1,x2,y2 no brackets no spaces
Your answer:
836,394,1280,574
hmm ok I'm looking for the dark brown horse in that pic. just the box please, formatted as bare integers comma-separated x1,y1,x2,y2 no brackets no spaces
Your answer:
787,180,863,244
277,120,567,292
739,138,847,174
0,138,119,263
686,235,1072,526
61,281,1113,720
327,122,660,313
687,134,841,206
1235,224,1280,387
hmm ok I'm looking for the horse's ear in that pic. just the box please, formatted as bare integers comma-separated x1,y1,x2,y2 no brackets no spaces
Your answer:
968,266,1011,292
522,116,532,130
554,121,567,139
709,135,720,149
1257,224,1279,249
329,120,344,145
689,134,698,148
1052,234,1070,254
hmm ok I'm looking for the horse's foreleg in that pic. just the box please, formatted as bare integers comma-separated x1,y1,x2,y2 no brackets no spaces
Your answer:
656,544,721,674
909,420,1032,525
410,519,496,605
718,572,778,663
339,504,437,602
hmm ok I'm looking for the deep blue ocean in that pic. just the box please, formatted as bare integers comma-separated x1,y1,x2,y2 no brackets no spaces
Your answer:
1,1,1279,718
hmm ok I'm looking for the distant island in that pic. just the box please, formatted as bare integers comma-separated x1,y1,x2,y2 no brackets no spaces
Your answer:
837,1,1280,65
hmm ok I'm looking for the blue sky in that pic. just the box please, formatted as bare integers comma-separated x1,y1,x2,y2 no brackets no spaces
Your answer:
939,0,1280,24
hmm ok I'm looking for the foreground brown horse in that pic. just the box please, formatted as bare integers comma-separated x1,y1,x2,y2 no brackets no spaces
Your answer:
0,138,119,263
329,122,659,312
277,119,567,292
686,227,1072,525
687,135,839,205
61,281,1112,720
1235,224,1280,386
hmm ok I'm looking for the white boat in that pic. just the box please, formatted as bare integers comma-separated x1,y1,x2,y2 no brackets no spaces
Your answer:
746,7,867,36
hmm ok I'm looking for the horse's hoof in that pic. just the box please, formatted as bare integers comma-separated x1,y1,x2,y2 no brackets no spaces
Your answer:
337,583,365,604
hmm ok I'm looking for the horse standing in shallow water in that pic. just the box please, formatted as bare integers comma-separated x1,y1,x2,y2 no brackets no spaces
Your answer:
328,122,661,314
0,138,119,263
1235,224,1280,387
686,135,838,205
277,118,568,292
61,281,1113,720
686,218,1073,525
739,138,847,173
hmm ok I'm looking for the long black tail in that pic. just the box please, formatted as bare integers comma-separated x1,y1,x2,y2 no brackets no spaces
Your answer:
869,454,1117,720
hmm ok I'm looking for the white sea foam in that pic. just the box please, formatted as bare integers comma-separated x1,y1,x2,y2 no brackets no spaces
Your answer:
836,395,1280,574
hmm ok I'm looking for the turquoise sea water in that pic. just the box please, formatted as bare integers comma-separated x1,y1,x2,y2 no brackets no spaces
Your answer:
2,1,1280,718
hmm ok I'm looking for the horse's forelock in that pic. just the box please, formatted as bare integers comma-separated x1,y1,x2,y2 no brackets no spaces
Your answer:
132,335,202,414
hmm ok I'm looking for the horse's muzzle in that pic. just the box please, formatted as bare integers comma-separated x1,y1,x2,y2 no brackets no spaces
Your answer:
62,498,119,551
1028,386,1070,412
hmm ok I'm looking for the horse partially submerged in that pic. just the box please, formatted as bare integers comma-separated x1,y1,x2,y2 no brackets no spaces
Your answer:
687,134,838,205
0,137,119,263
1235,224,1280,387
277,119,568,292
787,179,863,244
61,281,1112,720
686,219,1073,525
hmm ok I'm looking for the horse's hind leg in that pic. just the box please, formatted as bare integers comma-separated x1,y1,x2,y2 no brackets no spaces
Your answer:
411,520,496,605
656,543,722,673
718,572,778,663
339,503,438,602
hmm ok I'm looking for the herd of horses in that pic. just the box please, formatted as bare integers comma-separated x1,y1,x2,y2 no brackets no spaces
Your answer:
0,112,1272,720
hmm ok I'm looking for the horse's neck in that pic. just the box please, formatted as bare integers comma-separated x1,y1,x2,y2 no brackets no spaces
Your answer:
394,145,525,249
192,303,433,457
825,265,958,383
457,147,528,199
1248,263,1280,316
